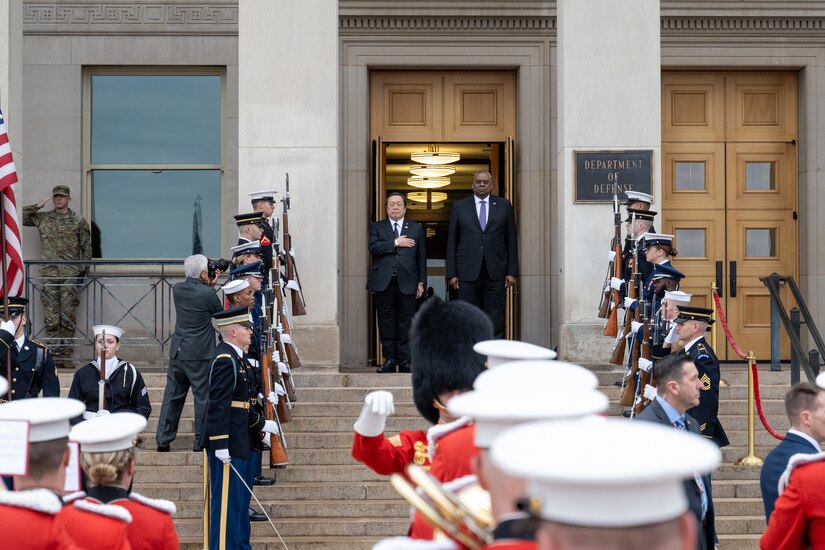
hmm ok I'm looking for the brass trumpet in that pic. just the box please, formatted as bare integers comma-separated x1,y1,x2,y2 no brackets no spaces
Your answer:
390,464,493,549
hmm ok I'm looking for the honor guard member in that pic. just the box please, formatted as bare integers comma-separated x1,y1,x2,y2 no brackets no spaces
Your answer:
761,373,825,549
0,296,60,401
68,325,151,422
660,290,692,353
250,190,278,278
612,208,656,298
69,412,180,550
646,264,685,360
199,306,280,550
673,306,729,448
0,396,87,549
235,212,265,245
231,240,263,268
492,417,722,550
624,190,654,212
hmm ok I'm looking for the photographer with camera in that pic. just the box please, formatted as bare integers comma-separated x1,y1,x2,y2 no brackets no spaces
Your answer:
156,254,226,452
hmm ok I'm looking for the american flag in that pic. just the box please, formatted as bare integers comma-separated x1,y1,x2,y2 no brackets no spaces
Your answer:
0,109,24,297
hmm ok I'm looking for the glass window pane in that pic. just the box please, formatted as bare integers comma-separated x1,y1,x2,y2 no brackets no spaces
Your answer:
746,228,776,257
92,170,221,258
745,162,775,191
674,228,706,258
91,75,221,164
674,162,705,191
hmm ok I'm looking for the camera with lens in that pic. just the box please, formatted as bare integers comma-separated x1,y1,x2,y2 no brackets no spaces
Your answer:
207,258,230,279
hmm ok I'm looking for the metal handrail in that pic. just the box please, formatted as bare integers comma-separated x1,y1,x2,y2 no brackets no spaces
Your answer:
24,259,186,368
760,273,824,382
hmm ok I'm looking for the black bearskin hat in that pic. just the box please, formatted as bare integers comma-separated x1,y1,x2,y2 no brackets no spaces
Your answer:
410,297,493,424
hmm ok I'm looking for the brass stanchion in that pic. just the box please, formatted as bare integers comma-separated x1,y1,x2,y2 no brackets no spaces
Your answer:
710,282,730,387
735,351,764,467
202,450,210,549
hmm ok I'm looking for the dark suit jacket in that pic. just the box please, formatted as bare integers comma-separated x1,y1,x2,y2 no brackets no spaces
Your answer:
685,337,730,448
13,338,59,398
446,195,518,281
170,277,224,361
760,431,819,522
366,218,427,295
637,399,717,550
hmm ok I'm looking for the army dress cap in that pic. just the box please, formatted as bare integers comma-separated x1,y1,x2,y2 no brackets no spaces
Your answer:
624,208,657,222
473,340,557,368
623,190,654,205
491,417,721,528
213,306,253,329
451,363,607,448
221,279,249,295
234,212,265,227
231,261,263,278
0,375,7,397
51,185,71,197
0,296,28,317
231,240,262,258
249,190,277,202
651,263,685,282
664,290,692,304
0,397,86,442
474,360,598,393
93,324,124,340
70,412,147,453
673,305,715,325
640,233,674,248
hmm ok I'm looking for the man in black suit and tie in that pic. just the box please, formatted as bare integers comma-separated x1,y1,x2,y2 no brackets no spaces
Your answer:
637,352,718,550
759,382,825,522
446,170,518,338
367,193,427,373
156,254,225,451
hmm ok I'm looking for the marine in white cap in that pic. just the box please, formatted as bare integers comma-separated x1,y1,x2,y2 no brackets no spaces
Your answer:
69,412,179,550
492,416,721,550
222,278,254,309
623,190,654,210
661,290,692,353
67,325,151,422
0,397,87,548
249,190,278,278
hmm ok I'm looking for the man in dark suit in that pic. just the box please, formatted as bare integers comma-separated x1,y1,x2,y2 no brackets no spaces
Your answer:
156,254,225,451
637,352,718,550
367,193,427,373
446,170,518,338
759,382,824,522
674,306,730,448
0,297,59,401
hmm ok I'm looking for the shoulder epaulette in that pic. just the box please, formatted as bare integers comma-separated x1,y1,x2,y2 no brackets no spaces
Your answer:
129,492,176,515
216,354,233,359
778,451,825,495
0,488,63,515
73,499,132,523
29,339,49,349
62,491,86,504
426,416,473,461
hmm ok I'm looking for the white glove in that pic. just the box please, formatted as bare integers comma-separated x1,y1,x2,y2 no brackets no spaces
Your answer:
257,393,265,401
643,384,658,400
0,319,15,336
281,333,293,345
353,390,395,437
610,277,625,291
274,382,286,396
637,358,653,373
286,280,301,291
267,391,279,406
263,420,280,435
624,297,636,309
215,449,231,464
278,361,289,374
631,321,644,334
95,409,111,417
607,250,617,262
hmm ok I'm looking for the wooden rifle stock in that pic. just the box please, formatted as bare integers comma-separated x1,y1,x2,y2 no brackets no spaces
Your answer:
634,303,653,415
619,269,642,406
282,209,307,317
98,330,108,411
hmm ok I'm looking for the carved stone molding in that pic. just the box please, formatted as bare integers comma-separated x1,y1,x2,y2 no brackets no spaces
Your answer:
662,17,825,32
339,16,555,34
23,2,239,35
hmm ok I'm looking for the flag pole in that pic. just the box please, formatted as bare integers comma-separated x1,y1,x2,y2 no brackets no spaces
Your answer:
1,191,12,397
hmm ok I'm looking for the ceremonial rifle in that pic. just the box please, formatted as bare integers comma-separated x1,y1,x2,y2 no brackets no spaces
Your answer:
602,195,623,338
98,329,107,411
259,290,289,468
610,211,637,366
634,300,653,415
266,221,295,420
282,173,307,316
619,240,643,406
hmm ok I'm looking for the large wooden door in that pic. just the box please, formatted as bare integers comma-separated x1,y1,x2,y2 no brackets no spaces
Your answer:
662,72,797,360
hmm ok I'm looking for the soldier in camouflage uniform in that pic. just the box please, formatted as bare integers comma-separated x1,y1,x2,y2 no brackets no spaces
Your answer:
22,185,92,368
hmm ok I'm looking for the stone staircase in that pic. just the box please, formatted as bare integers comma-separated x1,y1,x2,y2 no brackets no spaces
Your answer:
58,361,793,549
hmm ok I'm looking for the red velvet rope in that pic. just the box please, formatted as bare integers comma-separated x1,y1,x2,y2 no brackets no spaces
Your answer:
712,290,784,441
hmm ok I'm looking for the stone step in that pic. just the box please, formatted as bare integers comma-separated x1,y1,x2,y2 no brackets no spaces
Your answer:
712,480,761,499
136,481,401,502
173,517,409,538
716,516,766,536
717,535,762,550
180,538,381,550
136,464,394,484
164,498,408,520
714,498,765,517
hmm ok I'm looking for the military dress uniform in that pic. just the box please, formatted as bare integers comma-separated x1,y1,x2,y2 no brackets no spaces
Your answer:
60,492,132,550
0,489,81,550
68,358,152,422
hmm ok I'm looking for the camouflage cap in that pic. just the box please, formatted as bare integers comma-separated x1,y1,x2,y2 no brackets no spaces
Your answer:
52,185,71,197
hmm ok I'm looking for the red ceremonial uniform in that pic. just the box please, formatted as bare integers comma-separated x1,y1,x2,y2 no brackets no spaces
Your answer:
0,488,81,549
483,542,537,549
761,455,825,550
352,429,430,476
116,493,179,550
61,496,133,550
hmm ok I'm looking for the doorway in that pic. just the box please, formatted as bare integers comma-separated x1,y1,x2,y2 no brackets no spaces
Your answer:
662,72,798,360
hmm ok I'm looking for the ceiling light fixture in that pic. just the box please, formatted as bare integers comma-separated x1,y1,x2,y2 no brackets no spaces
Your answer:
411,144,460,165
407,176,451,189
409,165,456,177
407,191,448,204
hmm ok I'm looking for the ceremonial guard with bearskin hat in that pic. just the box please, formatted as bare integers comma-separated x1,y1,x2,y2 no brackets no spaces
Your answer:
0,296,59,401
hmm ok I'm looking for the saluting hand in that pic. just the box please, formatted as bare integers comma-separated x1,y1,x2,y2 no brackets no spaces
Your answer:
36,195,52,209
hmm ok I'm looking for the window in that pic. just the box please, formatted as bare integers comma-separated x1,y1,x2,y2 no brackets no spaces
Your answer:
85,69,223,258
674,161,705,191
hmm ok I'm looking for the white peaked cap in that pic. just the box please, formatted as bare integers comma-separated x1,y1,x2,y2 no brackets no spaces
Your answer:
0,397,86,442
449,363,608,448
625,190,654,204
0,375,7,397
221,279,250,295
249,190,277,201
70,412,147,453
93,325,124,340
491,417,722,527
473,340,557,368
664,290,692,304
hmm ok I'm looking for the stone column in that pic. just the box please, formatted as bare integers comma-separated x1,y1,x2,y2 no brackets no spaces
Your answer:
557,0,661,361
239,1,339,365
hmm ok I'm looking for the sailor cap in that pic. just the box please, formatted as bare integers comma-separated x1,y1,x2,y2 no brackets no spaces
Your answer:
221,279,250,295
70,412,147,453
0,397,86,442
664,290,692,303
93,325,124,340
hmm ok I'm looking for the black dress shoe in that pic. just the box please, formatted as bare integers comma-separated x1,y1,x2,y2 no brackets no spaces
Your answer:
156,443,170,452
254,475,275,486
249,507,267,522
376,359,398,374
397,361,411,373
